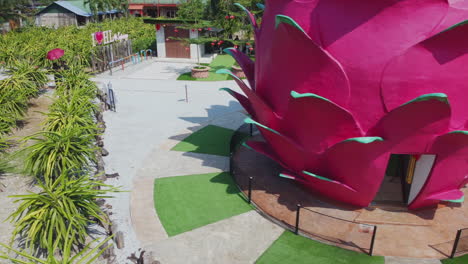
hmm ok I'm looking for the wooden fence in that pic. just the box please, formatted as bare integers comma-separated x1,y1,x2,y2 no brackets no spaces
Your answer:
90,39,133,73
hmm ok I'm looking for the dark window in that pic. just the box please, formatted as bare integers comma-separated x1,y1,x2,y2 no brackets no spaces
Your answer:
166,9,176,18
77,15,86,26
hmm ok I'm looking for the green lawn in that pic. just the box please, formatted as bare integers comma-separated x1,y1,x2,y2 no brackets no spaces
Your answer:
256,231,385,264
442,254,468,264
171,125,248,156
177,54,235,81
154,172,252,236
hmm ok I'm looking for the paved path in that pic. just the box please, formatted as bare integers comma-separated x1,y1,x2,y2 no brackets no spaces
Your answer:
101,60,194,80
96,61,257,262
146,211,283,264
98,61,444,264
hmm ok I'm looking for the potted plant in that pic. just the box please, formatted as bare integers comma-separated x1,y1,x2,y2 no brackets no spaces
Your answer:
231,62,245,78
191,65,211,78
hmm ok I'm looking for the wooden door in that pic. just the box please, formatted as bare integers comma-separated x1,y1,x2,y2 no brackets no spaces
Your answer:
164,26,190,58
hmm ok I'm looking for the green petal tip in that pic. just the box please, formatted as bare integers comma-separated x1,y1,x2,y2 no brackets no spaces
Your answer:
401,93,448,107
215,69,232,75
440,20,468,34
302,171,333,182
234,3,247,10
275,15,306,34
443,195,464,203
279,173,295,180
448,130,468,135
290,91,331,102
241,142,253,150
343,137,383,144
244,117,279,135
223,48,235,55
219,87,233,94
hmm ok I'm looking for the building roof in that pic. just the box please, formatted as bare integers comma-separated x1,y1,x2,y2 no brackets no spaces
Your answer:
37,0,119,17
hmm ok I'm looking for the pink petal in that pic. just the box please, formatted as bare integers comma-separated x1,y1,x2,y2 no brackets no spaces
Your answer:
224,48,255,88
427,189,464,201
217,69,279,128
234,3,258,34
259,0,450,130
243,141,291,170
382,22,468,129
244,117,316,173
368,94,450,153
280,171,359,206
409,131,468,209
281,91,362,154
219,88,254,115
432,1,468,33
255,15,350,117
319,137,388,207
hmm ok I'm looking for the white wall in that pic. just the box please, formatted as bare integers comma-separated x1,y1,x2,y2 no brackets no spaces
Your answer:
156,26,166,58
408,155,436,204
36,13,76,28
189,29,204,61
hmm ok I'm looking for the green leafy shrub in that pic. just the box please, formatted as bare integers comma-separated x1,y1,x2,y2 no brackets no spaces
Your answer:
0,17,155,69
22,126,97,180
44,94,97,133
7,172,117,252
1,224,114,264
0,60,47,135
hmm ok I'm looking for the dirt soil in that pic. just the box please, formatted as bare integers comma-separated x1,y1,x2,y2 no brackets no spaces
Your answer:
0,90,54,247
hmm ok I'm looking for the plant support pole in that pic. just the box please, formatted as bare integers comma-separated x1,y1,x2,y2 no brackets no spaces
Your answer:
369,226,377,256
451,229,462,258
295,204,301,235
248,177,253,203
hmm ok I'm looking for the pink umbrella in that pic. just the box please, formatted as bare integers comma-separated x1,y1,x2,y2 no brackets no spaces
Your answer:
47,48,64,61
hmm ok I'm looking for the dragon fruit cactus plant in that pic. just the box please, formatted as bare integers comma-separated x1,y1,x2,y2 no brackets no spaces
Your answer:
217,1,468,210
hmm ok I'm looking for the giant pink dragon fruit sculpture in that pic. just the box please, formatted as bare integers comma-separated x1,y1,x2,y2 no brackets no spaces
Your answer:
217,0,468,209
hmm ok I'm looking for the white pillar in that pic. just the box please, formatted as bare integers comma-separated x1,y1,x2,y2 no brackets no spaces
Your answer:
189,29,202,61
156,26,166,58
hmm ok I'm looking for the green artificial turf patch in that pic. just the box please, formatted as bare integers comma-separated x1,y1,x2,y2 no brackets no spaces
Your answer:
256,231,385,264
176,54,236,81
442,254,468,264
171,125,248,156
154,172,252,236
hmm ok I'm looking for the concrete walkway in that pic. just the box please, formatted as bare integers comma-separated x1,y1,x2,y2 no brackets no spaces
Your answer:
146,211,283,264
96,61,252,262
98,61,444,264
101,60,195,80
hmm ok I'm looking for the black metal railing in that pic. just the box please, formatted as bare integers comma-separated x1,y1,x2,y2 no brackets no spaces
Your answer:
229,123,378,256
451,227,468,258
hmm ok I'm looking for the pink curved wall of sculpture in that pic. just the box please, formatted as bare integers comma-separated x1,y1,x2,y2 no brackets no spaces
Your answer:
219,0,468,209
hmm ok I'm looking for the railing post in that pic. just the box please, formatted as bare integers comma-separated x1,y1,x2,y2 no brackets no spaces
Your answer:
451,229,462,258
295,204,301,235
248,177,253,203
369,225,378,256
